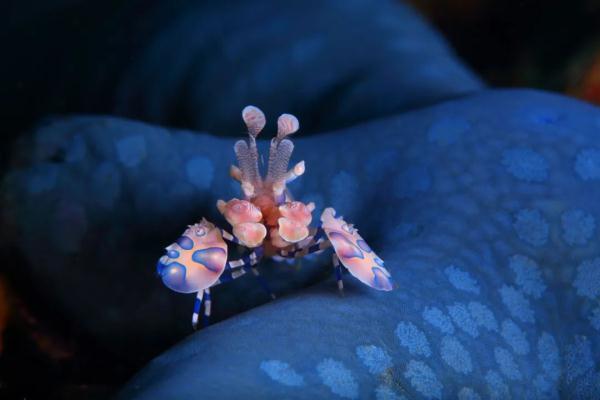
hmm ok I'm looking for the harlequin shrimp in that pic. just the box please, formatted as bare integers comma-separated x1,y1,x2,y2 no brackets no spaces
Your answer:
156,106,394,328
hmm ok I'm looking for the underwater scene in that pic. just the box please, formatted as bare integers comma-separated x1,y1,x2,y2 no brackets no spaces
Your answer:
2,0,600,399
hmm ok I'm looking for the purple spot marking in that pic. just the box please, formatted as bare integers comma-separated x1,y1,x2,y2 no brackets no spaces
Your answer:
192,247,226,272
166,261,185,272
160,261,193,293
167,249,180,259
374,257,385,267
357,239,372,253
176,236,194,250
330,232,364,259
372,267,393,290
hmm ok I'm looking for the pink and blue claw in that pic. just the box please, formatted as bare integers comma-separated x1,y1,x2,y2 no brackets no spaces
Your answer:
321,208,395,291
156,107,394,330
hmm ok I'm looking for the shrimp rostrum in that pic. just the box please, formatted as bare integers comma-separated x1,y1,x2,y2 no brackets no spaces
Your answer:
156,106,395,328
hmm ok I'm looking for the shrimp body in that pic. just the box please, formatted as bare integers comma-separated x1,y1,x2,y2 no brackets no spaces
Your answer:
157,106,394,328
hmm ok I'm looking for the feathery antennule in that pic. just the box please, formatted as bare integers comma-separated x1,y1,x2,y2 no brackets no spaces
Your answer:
267,113,300,183
268,139,294,183
267,138,281,181
243,106,265,176
277,113,299,140
242,106,266,137
234,140,257,184
235,106,266,193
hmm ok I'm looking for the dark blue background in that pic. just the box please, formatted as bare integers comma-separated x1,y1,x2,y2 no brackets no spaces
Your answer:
2,0,599,399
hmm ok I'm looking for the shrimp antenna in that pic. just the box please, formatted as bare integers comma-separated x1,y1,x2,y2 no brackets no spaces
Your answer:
235,106,266,196
266,113,299,183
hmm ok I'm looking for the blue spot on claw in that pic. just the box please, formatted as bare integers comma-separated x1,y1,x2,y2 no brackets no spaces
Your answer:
167,249,180,259
330,232,364,259
357,239,372,253
192,248,226,272
176,236,194,250
372,267,393,290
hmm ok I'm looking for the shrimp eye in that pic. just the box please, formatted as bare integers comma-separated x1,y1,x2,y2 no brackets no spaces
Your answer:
195,228,206,237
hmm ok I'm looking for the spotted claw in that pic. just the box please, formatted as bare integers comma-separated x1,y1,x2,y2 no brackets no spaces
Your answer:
157,219,228,293
320,208,394,291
